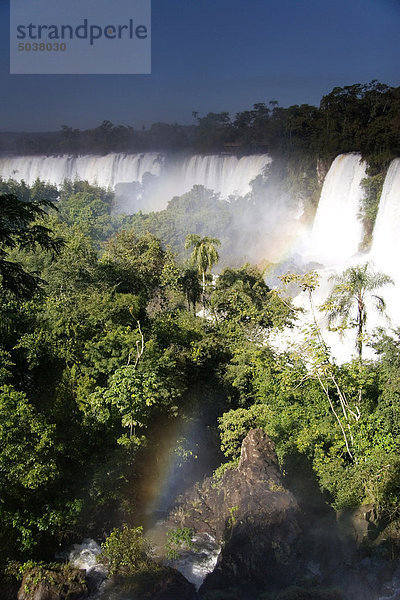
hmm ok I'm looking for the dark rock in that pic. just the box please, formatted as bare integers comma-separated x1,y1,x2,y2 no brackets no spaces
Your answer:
169,429,302,594
337,504,381,544
17,566,88,600
167,429,400,599
142,565,198,600
273,584,344,599
0,580,20,600
100,564,197,600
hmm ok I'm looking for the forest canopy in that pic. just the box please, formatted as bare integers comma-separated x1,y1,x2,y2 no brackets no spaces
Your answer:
1,81,399,173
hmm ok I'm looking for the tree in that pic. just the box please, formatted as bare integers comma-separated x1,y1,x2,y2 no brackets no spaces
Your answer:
86,319,187,448
179,267,202,313
0,193,62,297
0,385,57,490
324,262,393,359
99,524,152,576
280,271,359,461
196,112,231,151
102,229,166,299
88,362,161,448
57,181,115,243
184,234,220,310
211,264,293,341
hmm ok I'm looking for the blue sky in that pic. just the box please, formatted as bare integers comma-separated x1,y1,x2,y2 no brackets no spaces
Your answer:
0,0,399,131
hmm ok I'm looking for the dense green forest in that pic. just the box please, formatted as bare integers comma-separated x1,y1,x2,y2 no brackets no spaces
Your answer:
1,81,399,172
2,171,400,595
1,81,400,596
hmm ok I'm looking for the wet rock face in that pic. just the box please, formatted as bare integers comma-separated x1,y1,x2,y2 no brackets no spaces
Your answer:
100,565,197,600
169,429,302,593
17,567,88,600
337,504,381,545
141,566,198,600
238,427,279,474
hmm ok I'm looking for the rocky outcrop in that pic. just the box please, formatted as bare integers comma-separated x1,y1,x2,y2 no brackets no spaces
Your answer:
100,564,197,600
164,428,400,599
18,562,196,600
17,566,88,600
169,429,303,594
337,504,382,545
317,157,330,186
138,565,197,600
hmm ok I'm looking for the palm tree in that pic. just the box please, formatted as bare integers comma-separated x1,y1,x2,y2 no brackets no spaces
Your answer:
325,262,393,358
184,234,220,310
179,267,202,313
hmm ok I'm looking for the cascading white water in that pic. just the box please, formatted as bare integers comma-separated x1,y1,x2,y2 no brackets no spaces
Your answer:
170,154,271,198
292,153,368,361
370,158,400,281
272,153,375,363
137,152,271,213
171,533,220,590
0,152,271,211
305,153,366,264
0,153,164,189
68,538,104,573
366,158,400,329
145,520,220,592
61,538,107,599
296,155,400,362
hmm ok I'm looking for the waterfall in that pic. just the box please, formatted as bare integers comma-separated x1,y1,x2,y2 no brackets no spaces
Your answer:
0,153,164,189
366,157,400,328
170,533,220,590
62,538,107,599
297,154,400,362
276,153,372,364
0,152,271,211
172,153,271,198
270,148,400,364
370,158,400,281
305,153,366,264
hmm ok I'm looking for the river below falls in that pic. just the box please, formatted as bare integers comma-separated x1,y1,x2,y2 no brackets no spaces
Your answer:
66,518,220,599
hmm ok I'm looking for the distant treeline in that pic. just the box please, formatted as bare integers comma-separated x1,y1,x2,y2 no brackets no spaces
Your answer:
1,81,399,172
